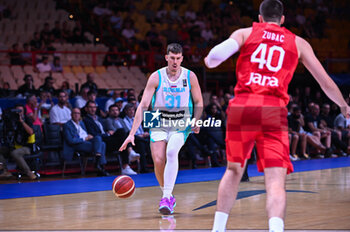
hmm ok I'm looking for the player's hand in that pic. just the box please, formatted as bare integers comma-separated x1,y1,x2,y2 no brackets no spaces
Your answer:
119,134,135,151
192,125,200,134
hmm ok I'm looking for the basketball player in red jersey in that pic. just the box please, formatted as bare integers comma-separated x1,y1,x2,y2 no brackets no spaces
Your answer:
204,1,350,232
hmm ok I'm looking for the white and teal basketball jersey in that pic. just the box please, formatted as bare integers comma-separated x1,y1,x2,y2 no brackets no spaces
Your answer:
151,66,193,133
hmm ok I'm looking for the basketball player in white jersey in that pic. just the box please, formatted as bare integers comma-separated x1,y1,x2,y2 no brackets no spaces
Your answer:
120,43,203,215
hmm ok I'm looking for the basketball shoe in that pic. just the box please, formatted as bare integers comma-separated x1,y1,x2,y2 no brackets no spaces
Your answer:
170,195,176,209
159,197,174,215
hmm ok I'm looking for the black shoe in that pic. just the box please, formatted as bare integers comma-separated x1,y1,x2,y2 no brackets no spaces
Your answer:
191,163,197,169
96,164,110,176
324,148,333,158
211,162,222,167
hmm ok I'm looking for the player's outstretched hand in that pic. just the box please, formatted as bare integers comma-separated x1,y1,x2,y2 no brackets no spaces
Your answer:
119,134,135,151
192,126,200,134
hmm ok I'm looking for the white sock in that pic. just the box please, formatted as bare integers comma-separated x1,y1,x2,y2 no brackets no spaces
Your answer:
269,217,284,232
162,186,172,199
160,186,164,193
162,133,184,199
212,211,228,232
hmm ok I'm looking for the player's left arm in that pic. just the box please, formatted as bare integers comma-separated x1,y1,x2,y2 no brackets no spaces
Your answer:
190,71,203,133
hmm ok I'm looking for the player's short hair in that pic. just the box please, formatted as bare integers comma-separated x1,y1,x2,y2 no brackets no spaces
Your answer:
167,43,183,54
259,0,284,23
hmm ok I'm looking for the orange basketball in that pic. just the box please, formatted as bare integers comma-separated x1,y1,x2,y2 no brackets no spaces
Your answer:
112,175,135,198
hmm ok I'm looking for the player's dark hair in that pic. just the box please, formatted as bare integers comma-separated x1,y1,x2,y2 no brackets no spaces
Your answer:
259,0,284,23
167,43,182,54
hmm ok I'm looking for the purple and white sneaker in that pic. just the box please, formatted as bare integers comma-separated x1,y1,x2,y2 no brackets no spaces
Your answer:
159,197,174,215
169,195,176,208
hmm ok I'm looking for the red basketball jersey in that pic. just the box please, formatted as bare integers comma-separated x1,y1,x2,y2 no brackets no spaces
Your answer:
235,22,298,106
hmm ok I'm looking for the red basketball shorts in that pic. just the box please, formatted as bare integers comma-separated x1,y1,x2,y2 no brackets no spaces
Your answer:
226,94,293,174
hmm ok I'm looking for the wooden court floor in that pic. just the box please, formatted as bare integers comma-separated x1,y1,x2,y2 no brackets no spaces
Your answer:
0,167,350,231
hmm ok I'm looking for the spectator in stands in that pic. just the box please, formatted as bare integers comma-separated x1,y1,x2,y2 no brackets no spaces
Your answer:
104,91,120,112
63,108,109,176
103,45,123,66
121,103,149,173
120,94,137,115
205,94,226,120
304,104,333,157
69,27,90,44
38,90,54,123
0,4,10,20
319,103,349,155
295,8,306,26
104,104,125,132
0,153,12,178
21,43,32,65
0,104,38,180
115,97,124,111
84,89,106,118
8,43,24,65
169,5,181,23
222,93,233,115
30,32,44,51
34,56,52,73
17,74,36,97
185,133,212,169
184,5,196,21
61,21,71,42
50,56,63,73
201,103,224,167
83,100,138,175
288,123,301,161
155,3,167,23
0,82,11,97
60,81,74,98
110,11,123,30
201,22,214,42
25,94,43,130
40,23,52,43
50,90,71,125
141,2,155,23
334,111,350,149
121,21,136,40
177,24,190,44
75,87,89,109
93,3,112,16
51,21,62,42
38,76,56,96
80,73,98,92
302,86,312,113
144,24,161,49
161,24,178,45
288,106,309,160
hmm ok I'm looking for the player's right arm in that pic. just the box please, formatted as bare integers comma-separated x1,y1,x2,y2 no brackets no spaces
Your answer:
119,72,158,151
297,36,350,117
204,27,251,68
